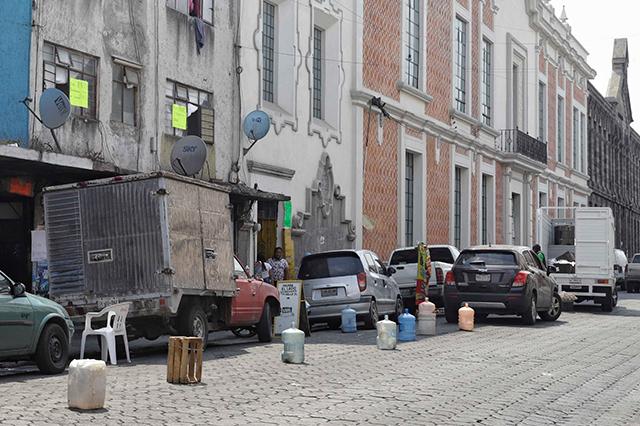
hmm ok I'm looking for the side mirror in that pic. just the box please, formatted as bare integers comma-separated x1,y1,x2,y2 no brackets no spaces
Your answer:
386,267,396,276
12,283,26,297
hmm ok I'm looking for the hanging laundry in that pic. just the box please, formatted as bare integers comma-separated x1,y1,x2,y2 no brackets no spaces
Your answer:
194,18,205,54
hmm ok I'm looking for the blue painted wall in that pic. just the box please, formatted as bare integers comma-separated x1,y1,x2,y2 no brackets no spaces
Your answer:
0,1,31,146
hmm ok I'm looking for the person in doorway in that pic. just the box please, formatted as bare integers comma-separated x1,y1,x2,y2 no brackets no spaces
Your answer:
533,244,547,269
254,253,272,284
268,247,289,283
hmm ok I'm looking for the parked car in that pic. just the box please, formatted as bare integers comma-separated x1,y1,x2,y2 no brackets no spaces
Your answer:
0,269,75,374
626,253,640,293
614,249,628,290
299,250,402,329
444,246,561,325
388,245,460,310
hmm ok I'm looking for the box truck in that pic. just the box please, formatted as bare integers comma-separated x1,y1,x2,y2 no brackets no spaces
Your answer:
536,207,617,311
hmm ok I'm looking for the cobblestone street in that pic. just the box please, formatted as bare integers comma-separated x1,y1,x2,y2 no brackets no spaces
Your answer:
2,294,640,425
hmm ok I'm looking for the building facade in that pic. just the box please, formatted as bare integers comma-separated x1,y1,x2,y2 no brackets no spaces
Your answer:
588,39,640,256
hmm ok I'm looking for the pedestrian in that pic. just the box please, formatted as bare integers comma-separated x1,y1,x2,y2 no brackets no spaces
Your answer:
533,244,547,269
254,253,272,284
268,247,289,283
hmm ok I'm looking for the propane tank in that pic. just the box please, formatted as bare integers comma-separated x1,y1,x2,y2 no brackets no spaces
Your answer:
398,308,416,341
341,306,357,333
376,315,397,350
281,322,305,364
417,298,437,336
458,303,475,331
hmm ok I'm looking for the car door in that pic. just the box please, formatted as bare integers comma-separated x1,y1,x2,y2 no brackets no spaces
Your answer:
230,258,260,326
0,272,34,352
363,253,387,306
373,254,395,311
524,251,551,309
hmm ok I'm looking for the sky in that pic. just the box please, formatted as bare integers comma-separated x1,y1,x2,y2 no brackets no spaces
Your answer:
549,0,640,130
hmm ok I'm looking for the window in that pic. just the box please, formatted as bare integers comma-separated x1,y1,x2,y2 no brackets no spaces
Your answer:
558,197,565,219
233,257,248,279
405,152,415,246
557,96,564,163
539,192,547,208
512,193,521,245
43,42,98,119
312,26,323,120
538,82,546,142
580,113,586,173
166,0,213,25
481,39,492,126
573,107,579,169
481,175,488,245
459,251,517,266
429,247,457,264
406,0,420,88
111,64,139,126
0,272,11,294
298,253,364,279
454,17,467,113
390,248,418,265
165,80,213,142
262,1,276,103
454,167,462,248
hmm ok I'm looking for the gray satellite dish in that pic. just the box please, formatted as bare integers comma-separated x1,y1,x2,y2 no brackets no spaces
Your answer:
170,135,207,176
243,110,270,141
39,88,71,129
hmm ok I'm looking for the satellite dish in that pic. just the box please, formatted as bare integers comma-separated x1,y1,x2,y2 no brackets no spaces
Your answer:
170,135,207,176
39,88,71,129
243,110,270,141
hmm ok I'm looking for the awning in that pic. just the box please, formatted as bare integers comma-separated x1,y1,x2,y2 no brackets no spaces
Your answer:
216,180,290,202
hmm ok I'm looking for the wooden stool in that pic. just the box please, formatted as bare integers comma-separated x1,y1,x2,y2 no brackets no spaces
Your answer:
167,337,203,384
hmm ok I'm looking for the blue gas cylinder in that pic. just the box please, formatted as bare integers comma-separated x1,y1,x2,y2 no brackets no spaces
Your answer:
398,308,416,341
341,306,357,333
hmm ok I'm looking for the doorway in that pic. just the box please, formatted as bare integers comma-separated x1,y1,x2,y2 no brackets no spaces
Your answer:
257,201,278,261
511,192,521,245
0,197,33,289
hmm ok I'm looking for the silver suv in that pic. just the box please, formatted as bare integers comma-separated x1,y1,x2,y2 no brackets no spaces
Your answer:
299,250,402,329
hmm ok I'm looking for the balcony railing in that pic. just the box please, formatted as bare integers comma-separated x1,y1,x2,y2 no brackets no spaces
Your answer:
496,129,548,165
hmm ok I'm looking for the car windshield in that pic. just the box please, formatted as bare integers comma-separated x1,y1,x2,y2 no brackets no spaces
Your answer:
633,255,640,264
389,249,417,265
458,251,517,266
298,253,364,279
0,272,11,294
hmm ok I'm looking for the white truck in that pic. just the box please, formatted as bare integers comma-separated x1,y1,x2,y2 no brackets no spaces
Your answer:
536,207,617,311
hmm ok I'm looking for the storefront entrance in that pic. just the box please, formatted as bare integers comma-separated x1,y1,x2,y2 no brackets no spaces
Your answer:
0,196,33,289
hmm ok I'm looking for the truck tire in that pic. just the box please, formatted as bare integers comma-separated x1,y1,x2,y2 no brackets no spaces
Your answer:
179,304,209,347
256,303,273,343
444,306,458,324
539,293,562,322
601,293,614,312
35,323,69,374
521,294,537,325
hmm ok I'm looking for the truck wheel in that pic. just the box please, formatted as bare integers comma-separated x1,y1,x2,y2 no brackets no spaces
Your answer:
444,306,458,324
521,295,537,325
256,303,273,343
601,293,614,312
179,304,209,347
35,323,69,374
363,300,378,329
612,288,618,307
539,293,562,322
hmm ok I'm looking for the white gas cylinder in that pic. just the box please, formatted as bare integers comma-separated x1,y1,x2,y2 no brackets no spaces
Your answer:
68,359,107,410
376,315,397,350
281,322,305,364
417,298,437,336
458,303,475,331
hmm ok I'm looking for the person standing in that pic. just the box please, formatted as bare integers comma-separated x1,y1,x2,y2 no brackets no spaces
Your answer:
533,244,547,269
254,253,272,283
268,247,289,283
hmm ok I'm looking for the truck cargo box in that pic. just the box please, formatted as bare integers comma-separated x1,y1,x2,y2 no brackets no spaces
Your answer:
43,172,235,308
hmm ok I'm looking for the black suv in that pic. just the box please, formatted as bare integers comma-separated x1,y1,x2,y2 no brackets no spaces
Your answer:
444,246,561,325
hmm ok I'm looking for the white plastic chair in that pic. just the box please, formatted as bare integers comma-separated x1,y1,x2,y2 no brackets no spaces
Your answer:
80,302,131,365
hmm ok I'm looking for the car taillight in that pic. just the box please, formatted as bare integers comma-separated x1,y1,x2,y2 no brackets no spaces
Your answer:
357,272,367,291
512,271,530,287
436,267,444,284
597,279,609,284
445,271,455,286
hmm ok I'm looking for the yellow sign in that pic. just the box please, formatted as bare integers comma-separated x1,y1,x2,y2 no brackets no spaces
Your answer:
69,78,88,108
172,104,187,130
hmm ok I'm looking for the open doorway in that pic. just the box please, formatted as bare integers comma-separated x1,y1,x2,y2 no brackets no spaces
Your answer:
257,201,278,262
0,197,33,290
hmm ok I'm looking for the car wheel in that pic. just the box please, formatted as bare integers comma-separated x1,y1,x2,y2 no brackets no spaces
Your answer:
392,297,403,321
521,294,537,325
601,293,614,312
35,323,69,374
179,304,209,347
327,319,341,330
363,300,378,330
539,293,562,322
612,287,618,307
444,306,458,324
231,327,257,338
256,303,273,342
475,313,488,322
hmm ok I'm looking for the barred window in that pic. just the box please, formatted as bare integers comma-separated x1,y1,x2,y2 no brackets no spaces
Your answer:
165,80,213,143
166,0,213,25
454,167,462,248
481,39,492,126
405,152,415,246
557,96,564,163
111,64,139,126
454,17,467,113
42,42,98,119
538,82,546,142
406,0,420,88
481,175,488,245
312,26,323,120
573,107,579,169
262,2,276,103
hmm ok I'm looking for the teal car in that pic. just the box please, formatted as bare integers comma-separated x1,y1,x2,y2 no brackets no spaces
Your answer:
0,270,74,374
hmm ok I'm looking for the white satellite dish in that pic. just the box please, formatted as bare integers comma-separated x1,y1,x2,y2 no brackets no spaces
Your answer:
39,88,71,129
242,110,271,155
170,135,207,176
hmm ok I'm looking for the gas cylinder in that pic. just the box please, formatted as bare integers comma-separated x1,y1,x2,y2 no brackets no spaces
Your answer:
281,322,305,364
341,306,357,333
398,309,416,341
417,298,437,336
376,315,397,350
458,303,475,331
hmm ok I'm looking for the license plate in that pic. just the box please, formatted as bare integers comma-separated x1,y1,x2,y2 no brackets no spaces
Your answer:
320,288,338,297
476,274,491,282
570,285,583,290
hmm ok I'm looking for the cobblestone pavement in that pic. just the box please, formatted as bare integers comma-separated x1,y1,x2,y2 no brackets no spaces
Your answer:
2,293,640,425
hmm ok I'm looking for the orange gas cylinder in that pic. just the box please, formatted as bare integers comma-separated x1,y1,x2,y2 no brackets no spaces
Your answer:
458,303,474,331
